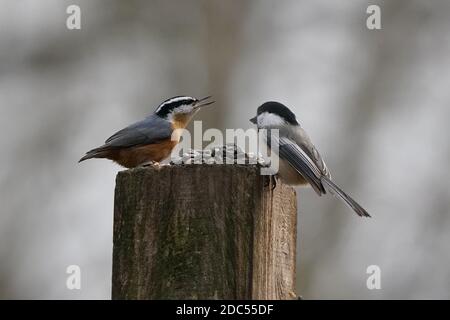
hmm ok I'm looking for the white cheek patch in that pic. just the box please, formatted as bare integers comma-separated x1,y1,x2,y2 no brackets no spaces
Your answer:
176,104,193,114
258,112,286,127
166,104,194,121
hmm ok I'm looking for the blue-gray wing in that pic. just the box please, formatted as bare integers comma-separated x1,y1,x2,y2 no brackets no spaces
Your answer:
104,115,172,148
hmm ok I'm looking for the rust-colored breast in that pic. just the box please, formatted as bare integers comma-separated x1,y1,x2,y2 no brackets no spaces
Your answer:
104,115,193,168
107,139,178,168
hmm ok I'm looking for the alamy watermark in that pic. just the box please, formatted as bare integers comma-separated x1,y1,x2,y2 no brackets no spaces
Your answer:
66,265,81,290
366,5,381,30
66,5,81,30
366,265,381,290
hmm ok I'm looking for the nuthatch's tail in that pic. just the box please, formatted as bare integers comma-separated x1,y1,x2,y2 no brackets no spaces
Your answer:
78,146,109,163
321,176,371,218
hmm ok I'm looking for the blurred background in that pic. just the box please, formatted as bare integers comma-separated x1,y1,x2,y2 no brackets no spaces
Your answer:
1,0,449,299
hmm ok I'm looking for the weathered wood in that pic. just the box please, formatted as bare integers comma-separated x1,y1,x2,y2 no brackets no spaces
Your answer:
112,164,297,300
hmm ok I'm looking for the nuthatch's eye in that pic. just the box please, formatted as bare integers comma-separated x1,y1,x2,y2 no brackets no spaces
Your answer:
156,96,214,117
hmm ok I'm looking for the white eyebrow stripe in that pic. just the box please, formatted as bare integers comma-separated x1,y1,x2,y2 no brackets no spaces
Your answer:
155,96,195,113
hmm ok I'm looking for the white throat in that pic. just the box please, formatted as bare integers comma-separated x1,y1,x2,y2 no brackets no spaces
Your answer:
257,112,286,128
166,104,195,121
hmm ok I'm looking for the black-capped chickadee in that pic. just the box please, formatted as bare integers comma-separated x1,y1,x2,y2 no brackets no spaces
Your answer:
79,95,214,168
250,101,370,217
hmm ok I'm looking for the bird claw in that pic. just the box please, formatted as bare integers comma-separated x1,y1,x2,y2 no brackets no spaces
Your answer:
271,175,277,191
140,161,160,168
264,175,277,191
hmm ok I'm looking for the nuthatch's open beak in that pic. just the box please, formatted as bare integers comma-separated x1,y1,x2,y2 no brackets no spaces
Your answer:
194,96,215,109
249,116,257,124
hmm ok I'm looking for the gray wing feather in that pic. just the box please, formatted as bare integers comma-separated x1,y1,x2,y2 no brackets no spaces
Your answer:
79,115,173,162
269,129,370,218
272,136,325,195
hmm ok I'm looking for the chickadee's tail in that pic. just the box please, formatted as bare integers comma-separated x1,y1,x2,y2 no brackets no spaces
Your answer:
321,176,371,218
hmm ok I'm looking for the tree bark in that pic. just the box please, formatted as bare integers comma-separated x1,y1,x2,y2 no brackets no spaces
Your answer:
112,165,297,299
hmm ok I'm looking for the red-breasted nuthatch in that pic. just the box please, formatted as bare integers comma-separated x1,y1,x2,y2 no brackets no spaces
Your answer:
250,101,370,217
79,95,214,168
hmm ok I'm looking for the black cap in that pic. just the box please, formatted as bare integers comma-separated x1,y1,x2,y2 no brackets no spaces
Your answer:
256,101,299,125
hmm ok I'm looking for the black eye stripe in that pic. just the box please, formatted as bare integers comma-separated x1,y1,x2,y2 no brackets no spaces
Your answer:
156,96,195,117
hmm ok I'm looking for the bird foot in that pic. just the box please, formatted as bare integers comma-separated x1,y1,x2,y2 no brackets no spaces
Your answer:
140,161,160,168
264,175,277,190
271,175,277,191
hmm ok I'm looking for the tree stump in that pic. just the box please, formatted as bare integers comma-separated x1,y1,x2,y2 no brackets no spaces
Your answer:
112,164,297,299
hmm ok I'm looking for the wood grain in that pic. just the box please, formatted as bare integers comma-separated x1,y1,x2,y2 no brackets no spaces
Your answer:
112,164,297,299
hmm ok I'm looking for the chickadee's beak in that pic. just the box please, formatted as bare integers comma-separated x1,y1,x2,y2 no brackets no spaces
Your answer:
194,96,215,109
249,116,257,124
